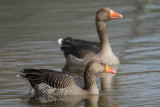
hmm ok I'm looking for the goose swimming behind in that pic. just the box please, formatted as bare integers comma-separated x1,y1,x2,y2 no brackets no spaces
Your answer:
17,61,115,95
58,7,123,66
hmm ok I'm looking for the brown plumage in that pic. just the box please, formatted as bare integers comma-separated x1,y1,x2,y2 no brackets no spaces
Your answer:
17,61,115,95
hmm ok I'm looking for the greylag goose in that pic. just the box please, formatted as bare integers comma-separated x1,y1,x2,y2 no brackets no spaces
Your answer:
58,8,123,66
17,61,115,95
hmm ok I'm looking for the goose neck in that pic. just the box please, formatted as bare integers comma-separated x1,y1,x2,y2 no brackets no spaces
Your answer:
96,21,111,52
84,68,97,91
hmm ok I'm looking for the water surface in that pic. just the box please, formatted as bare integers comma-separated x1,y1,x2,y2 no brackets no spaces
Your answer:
0,0,160,107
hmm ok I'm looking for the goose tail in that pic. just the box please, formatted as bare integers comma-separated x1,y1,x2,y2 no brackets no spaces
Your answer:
58,38,63,45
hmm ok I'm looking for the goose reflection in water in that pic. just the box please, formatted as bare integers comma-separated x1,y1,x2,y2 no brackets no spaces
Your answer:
28,94,110,107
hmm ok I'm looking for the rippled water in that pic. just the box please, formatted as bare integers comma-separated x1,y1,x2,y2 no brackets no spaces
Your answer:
0,0,160,107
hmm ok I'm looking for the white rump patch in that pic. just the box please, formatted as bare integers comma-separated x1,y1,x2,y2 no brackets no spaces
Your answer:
58,38,63,45
16,75,21,78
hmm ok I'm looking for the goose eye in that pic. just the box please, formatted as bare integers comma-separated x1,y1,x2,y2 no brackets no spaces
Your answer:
103,9,106,12
100,63,104,65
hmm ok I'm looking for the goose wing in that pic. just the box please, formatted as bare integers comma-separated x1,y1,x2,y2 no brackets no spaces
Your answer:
20,69,84,89
60,37,100,59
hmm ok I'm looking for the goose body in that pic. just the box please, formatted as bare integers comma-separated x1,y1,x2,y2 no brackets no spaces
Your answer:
58,8,123,66
18,61,115,95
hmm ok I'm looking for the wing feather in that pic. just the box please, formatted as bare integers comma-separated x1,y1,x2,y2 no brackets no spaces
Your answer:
61,37,100,59
20,69,84,89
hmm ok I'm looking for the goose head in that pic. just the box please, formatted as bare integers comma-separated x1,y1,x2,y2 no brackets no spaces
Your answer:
96,7,123,22
86,60,116,74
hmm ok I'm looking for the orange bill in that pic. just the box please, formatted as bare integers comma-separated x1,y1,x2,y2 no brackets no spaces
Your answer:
104,65,116,74
109,10,123,19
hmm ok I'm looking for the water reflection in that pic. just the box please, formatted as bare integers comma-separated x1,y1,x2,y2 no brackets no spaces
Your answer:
28,94,100,107
99,65,118,92
28,93,115,107
29,94,85,107
28,92,120,107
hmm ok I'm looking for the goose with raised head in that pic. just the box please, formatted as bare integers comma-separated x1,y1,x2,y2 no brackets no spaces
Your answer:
58,8,123,66
17,61,115,95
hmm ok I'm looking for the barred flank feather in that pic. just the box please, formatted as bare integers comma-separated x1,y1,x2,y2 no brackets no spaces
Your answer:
20,69,84,95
